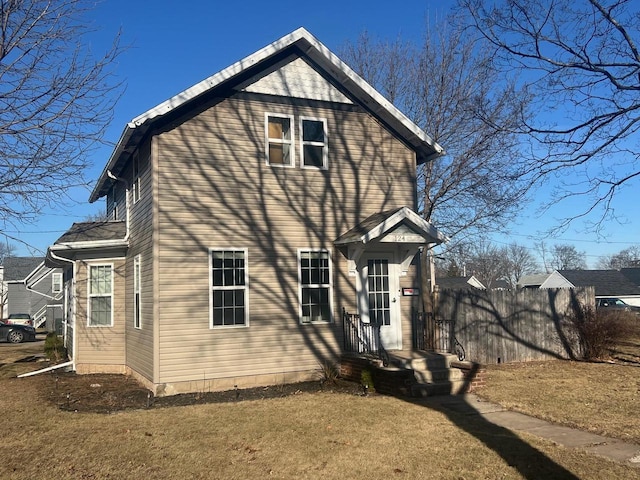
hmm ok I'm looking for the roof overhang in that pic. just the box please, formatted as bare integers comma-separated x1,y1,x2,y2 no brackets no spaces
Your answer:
89,27,444,203
335,207,447,247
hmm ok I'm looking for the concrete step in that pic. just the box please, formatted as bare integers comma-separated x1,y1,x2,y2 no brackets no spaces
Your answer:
389,354,458,372
413,367,465,384
411,379,467,398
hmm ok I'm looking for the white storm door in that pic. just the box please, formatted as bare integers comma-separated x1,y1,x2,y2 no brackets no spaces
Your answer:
359,256,402,350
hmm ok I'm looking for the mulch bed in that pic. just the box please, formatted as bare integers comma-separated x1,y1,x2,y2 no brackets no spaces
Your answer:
30,371,364,414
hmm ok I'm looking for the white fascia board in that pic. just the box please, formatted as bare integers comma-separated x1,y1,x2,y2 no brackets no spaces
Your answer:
363,207,446,245
90,27,444,202
50,239,128,251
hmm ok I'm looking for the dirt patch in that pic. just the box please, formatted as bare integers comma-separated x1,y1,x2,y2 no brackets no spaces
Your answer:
25,371,364,414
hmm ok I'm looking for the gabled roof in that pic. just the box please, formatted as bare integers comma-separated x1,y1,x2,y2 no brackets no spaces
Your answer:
2,257,44,282
334,207,446,246
89,27,444,202
518,273,551,288
555,269,640,297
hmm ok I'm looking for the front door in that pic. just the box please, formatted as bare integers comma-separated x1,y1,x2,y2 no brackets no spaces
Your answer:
358,255,402,350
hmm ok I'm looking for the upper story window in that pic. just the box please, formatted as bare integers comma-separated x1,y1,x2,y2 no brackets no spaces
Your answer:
51,272,62,294
133,255,141,329
132,152,141,204
266,114,294,167
300,117,328,169
109,185,119,220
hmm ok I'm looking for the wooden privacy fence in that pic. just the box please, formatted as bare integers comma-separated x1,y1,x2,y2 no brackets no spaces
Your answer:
436,287,593,365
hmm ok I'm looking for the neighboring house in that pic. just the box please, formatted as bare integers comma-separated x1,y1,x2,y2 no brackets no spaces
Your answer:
517,273,552,289
3,257,63,329
436,275,486,290
46,28,445,395
520,269,640,307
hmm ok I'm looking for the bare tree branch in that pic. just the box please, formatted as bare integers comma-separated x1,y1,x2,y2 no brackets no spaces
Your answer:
0,0,124,231
460,0,640,232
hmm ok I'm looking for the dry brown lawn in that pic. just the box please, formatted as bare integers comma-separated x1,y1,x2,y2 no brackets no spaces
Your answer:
477,322,640,445
1,333,640,479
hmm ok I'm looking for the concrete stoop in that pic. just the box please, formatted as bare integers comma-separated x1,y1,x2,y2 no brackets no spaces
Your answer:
387,352,467,398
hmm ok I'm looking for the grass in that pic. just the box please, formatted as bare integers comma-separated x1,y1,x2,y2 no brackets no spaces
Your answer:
1,375,638,480
1,331,640,479
477,320,640,445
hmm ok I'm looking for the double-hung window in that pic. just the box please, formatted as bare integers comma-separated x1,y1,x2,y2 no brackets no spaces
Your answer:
132,152,141,203
51,272,62,294
210,250,248,327
298,250,332,323
300,117,328,169
266,114,294,166
88,264,113,327
133,255,141,329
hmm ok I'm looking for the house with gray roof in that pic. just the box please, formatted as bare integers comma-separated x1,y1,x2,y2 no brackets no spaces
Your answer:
45,28,446,396
3,256,63,329
520,269,640,307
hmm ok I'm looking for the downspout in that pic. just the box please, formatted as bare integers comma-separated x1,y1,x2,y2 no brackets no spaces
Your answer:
107,170,130,240
48,250,77,371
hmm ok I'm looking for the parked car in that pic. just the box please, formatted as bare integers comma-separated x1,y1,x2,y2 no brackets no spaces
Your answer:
0,321,37,343
4,313,34,326
596,298,640,314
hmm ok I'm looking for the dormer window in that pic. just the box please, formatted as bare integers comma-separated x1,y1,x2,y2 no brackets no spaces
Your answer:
266,114,294,167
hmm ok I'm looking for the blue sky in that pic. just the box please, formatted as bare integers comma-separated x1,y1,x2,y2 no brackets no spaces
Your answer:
7,0,639,268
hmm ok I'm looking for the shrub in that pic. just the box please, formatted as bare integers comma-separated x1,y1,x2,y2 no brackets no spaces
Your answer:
44,333,67,363
569,303,634,360
360,368,375,393
317,360,340,385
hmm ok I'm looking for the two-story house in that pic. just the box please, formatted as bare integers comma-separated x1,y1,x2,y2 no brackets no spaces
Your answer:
46,28,445,395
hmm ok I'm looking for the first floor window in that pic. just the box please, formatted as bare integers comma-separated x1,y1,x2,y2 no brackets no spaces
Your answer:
210,250,248,327
133,255,141,329
299,250,332,323
89,264,113,326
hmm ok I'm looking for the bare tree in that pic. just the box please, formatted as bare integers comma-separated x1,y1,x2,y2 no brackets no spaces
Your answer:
464,241,510,289
503,242,538,288
0,0,122,230
340,22,532,241
461,0,640,231
596,245,640,269
550,244,587,271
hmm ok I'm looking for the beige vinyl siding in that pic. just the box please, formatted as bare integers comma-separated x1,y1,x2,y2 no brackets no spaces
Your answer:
154,94,416,384
124,138,155,381
74,259,126,369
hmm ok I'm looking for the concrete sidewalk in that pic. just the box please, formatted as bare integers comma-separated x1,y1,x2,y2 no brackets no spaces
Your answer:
423,393,640,467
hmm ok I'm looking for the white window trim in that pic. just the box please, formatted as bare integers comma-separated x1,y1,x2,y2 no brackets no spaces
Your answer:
209,248,250,328
265,112,295,168
297,248,334,324
299,116,328,170
87,263,114,328
133,255,141,329
132,152,141,204
51,272,63,294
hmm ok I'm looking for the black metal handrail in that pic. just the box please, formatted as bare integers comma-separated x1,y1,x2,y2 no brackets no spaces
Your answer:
342,308,389,366
412,311,465,361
